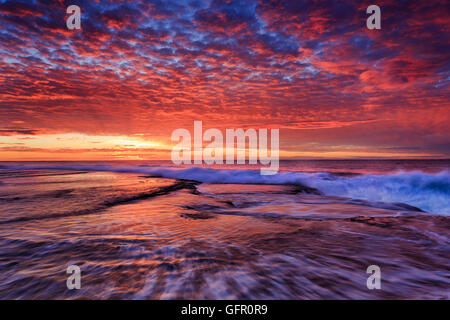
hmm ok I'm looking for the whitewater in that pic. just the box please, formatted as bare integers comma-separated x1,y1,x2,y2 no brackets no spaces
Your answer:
0,161,449,299
0,163,448,214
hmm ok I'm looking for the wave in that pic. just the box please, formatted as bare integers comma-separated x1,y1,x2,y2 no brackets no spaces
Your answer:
307,171,449,215
1,164,449,215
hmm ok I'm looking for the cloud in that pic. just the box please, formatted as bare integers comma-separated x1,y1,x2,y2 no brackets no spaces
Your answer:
0,128,40,136
0,0,448,159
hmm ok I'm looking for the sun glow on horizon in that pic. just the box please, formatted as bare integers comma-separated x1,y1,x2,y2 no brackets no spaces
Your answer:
0,133,171,161
0,132,446,161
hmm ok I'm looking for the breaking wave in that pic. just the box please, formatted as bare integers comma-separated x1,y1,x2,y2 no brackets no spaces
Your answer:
0,164,448,214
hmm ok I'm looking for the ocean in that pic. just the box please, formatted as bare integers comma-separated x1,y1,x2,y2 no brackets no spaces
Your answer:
0,160,448,299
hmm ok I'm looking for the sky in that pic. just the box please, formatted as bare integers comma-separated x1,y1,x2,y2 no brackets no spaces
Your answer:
0,0,449,161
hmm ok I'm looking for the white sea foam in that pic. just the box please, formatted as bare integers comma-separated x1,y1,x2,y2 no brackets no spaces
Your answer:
1,164,448,214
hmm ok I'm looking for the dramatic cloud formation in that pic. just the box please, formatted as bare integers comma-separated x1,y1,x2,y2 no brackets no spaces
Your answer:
0,0,449,160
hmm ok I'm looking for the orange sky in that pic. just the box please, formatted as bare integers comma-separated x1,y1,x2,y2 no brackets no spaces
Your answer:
0,0,449,161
